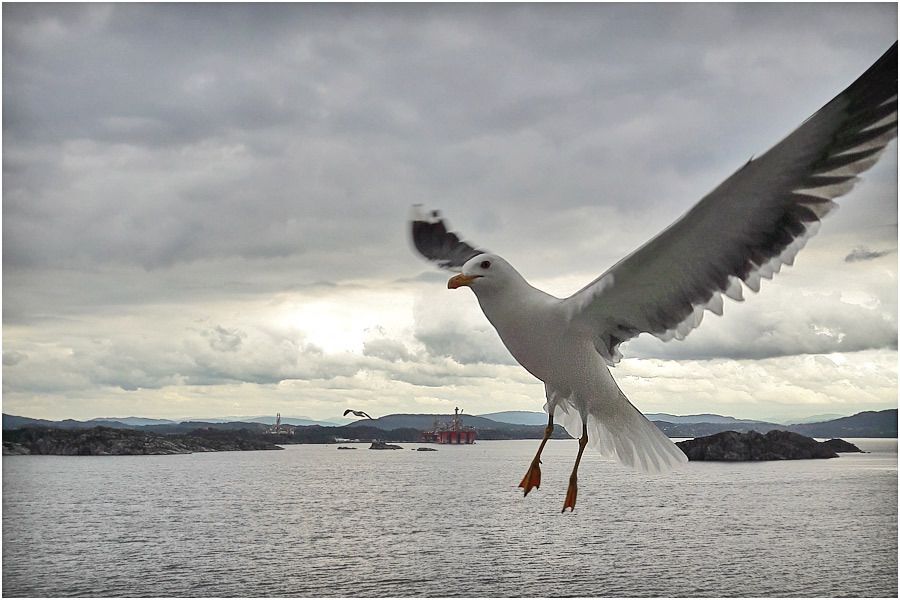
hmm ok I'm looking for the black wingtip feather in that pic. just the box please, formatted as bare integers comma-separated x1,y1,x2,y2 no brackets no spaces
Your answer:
409,206,487,271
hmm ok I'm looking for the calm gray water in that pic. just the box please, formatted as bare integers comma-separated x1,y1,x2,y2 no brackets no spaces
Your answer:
3,438,897,597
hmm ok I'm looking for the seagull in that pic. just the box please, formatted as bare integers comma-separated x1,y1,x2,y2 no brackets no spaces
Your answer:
343,409,374,420
410,43,897,512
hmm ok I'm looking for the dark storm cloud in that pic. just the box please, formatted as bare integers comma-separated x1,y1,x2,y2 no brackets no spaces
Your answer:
5,3,896,277
3,4,312,146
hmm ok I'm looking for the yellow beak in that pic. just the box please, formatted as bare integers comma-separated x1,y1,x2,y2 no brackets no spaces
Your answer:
448,274,481,289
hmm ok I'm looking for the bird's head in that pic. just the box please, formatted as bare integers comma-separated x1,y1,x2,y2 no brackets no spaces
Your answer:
447,253,517,294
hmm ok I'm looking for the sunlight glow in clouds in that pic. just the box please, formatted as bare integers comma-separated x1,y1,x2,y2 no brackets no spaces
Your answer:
273,289,415,355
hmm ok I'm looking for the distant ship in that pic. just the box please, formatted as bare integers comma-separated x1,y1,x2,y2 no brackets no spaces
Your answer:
420,407,477,445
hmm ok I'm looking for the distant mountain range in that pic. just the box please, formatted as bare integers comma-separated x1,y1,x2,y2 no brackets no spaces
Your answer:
230,415,343,427
477,409,897,438
90,417,177,427
177,415,344,427
644,413,765,425
3,409,896,438
478,410,850,427
347,413,510,431
780,414,846,425
0,415,158,431
478,411,549,426
789,410,898,438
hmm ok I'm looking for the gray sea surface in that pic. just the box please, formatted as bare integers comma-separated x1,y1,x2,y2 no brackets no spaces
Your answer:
3,438,897,597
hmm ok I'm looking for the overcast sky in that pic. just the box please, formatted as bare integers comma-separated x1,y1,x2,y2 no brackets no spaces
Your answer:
3,3,897,423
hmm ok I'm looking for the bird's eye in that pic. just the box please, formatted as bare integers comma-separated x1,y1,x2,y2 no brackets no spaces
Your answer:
480,260,491,269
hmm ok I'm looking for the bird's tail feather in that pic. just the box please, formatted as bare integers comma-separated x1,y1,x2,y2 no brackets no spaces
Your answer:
545,391,688,473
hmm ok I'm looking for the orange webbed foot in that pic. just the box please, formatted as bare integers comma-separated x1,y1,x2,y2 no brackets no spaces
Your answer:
518,460,541,496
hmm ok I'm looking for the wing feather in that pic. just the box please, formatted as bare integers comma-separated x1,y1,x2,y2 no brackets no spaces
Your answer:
409,204,488,272
565,42,897,365
546,386,688,473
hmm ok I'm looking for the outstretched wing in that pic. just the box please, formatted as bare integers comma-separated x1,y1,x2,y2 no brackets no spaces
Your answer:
565,42,898,365
344,409,373,419
409,204,488,271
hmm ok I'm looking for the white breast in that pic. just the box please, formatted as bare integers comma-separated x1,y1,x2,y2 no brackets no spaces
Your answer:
475,284,573,383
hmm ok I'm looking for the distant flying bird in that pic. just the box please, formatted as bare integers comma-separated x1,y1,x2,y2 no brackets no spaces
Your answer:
411,43,897,512
343,409,374,419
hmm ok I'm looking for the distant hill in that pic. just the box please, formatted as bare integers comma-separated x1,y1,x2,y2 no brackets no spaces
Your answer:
646,413,766,425
477,411,548,426
2,414,138,430
347,413,514,430
653,420,784,438
342,413,573,439
780,414,847,425
479,410,894,437
480,410,773,426
238,415,341,427
4,415,56,429
4,409,896,438
323,416,358,426
1,414,337,431
141,421,271,435
181,415,340,427
790,410,897,438
654,409,896,438
88,417,176,427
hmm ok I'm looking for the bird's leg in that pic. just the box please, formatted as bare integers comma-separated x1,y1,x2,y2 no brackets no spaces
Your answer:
562,423,589,513
518,414,554,496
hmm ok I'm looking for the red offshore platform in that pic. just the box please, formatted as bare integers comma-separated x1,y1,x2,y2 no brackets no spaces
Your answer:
421,407,477,444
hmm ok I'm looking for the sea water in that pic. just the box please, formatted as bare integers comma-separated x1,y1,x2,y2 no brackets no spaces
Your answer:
3,438,896,597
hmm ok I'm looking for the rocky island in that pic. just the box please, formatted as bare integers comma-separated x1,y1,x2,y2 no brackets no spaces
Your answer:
2,426,282,456
820,438,865,453
369,441,403,450
676,430,862,461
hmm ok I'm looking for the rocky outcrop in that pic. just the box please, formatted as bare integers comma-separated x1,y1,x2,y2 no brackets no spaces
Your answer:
2,426,282,456
2,442,31,455
820,438,864,453
369,441,402,450
676,430,842,461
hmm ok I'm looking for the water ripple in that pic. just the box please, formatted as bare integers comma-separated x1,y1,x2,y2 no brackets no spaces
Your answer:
3,439,897,597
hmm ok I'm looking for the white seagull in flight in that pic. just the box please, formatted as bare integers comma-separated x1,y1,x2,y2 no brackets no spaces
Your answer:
410,43,897,512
